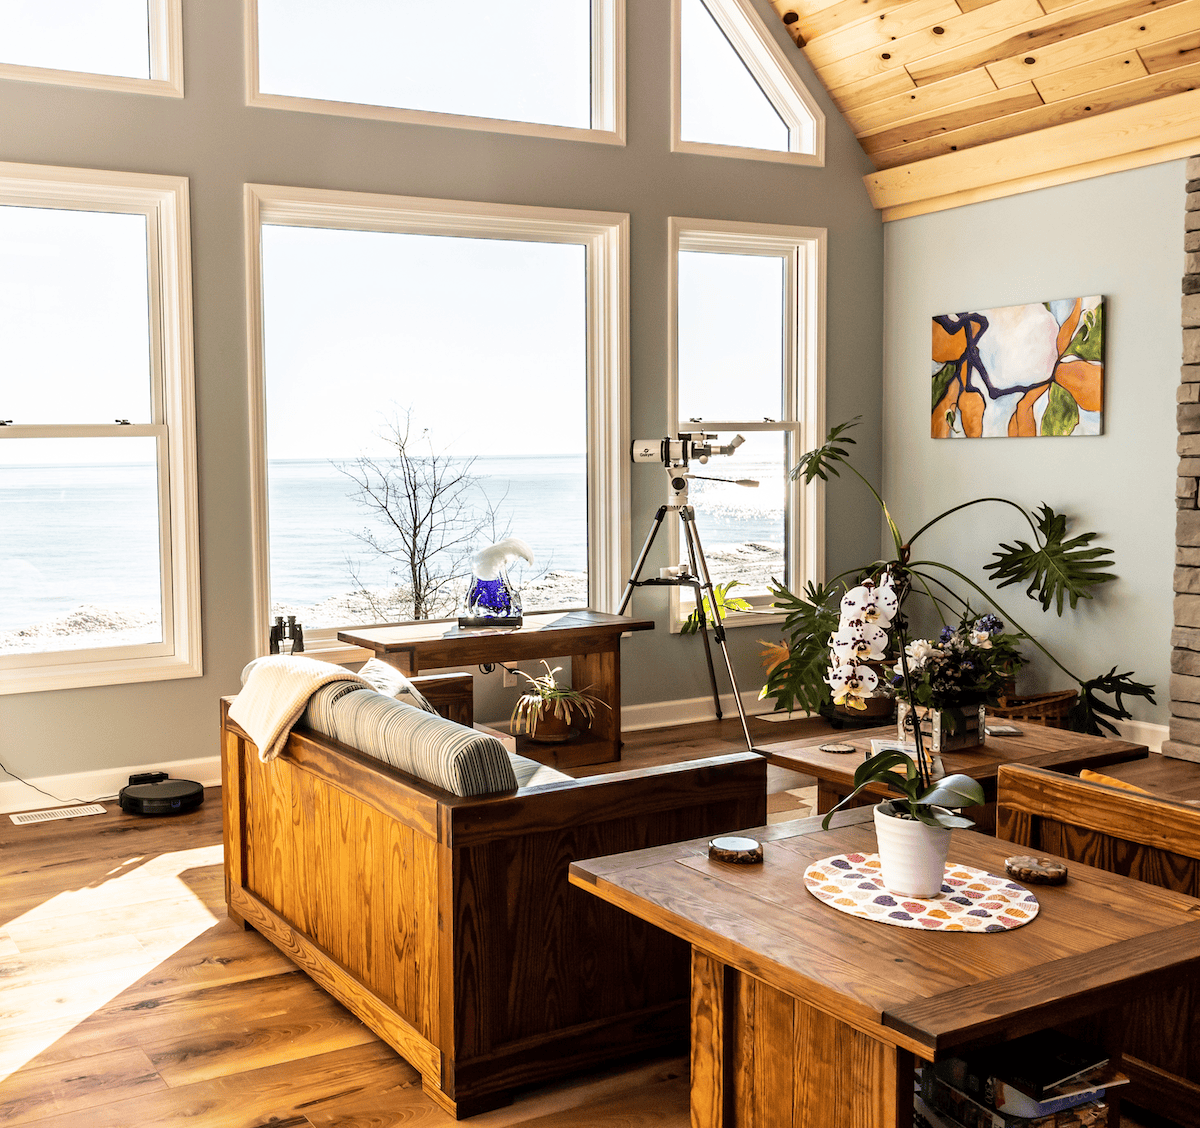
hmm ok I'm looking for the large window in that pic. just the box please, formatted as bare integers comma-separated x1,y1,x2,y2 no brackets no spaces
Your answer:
672,0,822,164
246,185,628,656
0,0,183,97
248,0,625,144
669,217,825,627
0,163,200,693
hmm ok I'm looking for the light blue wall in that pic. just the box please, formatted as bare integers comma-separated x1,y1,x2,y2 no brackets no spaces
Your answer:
882,161,1183,724
0,0,883,778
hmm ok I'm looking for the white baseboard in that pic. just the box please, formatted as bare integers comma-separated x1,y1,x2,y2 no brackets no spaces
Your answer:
0,756,221,816
1109,717,1167,753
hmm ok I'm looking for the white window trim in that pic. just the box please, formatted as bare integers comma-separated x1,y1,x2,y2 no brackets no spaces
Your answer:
670,0,824,166
666,216,825,633
0,162,200,694
244,0,626,147
0,0,184,98
245,183,630,661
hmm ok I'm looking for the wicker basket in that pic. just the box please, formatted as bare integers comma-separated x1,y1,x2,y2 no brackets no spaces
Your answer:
989,689,1077,729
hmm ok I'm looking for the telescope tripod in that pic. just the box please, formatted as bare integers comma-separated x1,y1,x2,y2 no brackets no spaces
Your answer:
618,489,755,754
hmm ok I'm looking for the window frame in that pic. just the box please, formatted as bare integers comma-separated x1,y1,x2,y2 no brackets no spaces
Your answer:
670,0,823,165
244,0,626,147
666,215,825,631
0,0,184,97
244,183,630,661
0,161,200,694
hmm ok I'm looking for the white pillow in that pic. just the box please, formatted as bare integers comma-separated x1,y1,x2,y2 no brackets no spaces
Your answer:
356,657,436,713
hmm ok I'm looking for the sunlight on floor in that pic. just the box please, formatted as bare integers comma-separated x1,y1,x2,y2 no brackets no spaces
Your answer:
0,843,222,1080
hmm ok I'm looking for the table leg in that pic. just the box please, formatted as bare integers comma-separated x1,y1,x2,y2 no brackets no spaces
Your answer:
572,645,621,763
690,947,911,1128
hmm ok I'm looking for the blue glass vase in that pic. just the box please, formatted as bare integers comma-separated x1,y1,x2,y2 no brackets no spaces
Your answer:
459,568,523,627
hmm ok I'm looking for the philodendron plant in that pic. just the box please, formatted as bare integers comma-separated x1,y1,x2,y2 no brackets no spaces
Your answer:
820,751,985,830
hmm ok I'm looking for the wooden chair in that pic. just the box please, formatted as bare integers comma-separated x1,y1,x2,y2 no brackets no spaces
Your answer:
996,762,1200,1127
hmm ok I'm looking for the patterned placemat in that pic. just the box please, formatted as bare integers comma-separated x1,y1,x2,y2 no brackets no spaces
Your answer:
803,853,1040,932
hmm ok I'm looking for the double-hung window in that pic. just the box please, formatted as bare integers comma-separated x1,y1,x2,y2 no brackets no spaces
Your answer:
246,185,629,657
0,0,184,96
248,0,624,144
668,217,825,628
0,163,200,693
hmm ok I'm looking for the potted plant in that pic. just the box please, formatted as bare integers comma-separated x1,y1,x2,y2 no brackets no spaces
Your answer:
510,661,608,744
761,418,1154,736
820,571,985,895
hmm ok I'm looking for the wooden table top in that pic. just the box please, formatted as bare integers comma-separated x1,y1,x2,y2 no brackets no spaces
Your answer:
760,722,1148,789
339,609,654,658
569,810,1200,1061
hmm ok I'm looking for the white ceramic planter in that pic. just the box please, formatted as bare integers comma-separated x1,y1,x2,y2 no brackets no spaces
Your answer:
873,803,952,897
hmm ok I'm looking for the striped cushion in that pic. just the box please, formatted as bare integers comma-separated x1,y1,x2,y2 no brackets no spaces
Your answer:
509,753,572,789
302,685,517,796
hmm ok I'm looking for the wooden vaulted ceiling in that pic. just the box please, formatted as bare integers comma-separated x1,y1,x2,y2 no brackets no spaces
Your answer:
767,0,1200,216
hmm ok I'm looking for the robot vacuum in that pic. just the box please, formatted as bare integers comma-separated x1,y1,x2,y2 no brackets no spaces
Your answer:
118,778,204,816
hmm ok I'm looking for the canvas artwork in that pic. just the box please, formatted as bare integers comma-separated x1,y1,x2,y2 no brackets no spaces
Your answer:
931,296,1104,439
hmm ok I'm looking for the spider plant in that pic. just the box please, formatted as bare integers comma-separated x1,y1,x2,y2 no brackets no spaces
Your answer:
509,661,608,738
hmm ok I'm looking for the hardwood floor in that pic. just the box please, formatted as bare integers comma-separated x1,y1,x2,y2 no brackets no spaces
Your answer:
0,713,1167,1126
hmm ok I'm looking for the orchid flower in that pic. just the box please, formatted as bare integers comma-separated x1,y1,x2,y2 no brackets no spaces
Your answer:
840,576,898,625
831,621,888,663
826,661,879,710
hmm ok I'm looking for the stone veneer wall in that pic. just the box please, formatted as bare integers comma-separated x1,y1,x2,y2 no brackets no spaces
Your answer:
1168,154,1200,761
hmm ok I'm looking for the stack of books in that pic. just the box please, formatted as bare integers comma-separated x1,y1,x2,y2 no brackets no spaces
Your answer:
915,1030,1128,1128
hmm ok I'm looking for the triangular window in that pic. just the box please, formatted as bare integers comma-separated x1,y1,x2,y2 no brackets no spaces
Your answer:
674,0,822,164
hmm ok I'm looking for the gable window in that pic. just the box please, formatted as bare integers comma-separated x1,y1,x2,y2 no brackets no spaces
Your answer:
0,0,184,97
672,0,822,164
248,0,625,144
246,185,628,657
0,163,200,694
668,217,825,627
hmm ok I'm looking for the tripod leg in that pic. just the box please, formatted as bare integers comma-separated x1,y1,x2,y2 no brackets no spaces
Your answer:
618,506,669,615
681,527,723,720
681,510,756,754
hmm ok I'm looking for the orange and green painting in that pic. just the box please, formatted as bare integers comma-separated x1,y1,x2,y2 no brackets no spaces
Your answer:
931,296,1103,439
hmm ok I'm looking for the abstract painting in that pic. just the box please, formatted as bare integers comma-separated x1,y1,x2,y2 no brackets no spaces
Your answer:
931,296,1104,438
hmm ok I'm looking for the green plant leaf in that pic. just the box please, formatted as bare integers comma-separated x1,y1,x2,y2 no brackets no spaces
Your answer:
920,774,984,809
1040,383,1079,436
681,580,753,635
790,417,860,485
983,503,1115,614
1067,304,1103,363
931,361,957,411
760,579,840,715
927,809,976,829
1068,667,1156,736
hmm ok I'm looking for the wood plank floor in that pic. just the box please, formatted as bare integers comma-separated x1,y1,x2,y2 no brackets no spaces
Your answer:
0,713,1170,1126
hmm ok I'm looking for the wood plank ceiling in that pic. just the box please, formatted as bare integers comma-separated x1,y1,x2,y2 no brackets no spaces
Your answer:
767,0,1200,172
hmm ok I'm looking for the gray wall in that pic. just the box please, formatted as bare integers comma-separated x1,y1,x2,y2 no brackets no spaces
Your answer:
882,160,1182,724
0,0,883,778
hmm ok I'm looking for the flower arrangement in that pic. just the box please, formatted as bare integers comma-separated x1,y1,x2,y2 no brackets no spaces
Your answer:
894,612,1024,713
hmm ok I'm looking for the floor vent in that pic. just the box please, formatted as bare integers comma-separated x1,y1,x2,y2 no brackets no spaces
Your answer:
10,804,107,826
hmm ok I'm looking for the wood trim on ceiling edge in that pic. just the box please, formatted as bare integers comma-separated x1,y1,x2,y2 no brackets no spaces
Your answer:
865,86,1200,221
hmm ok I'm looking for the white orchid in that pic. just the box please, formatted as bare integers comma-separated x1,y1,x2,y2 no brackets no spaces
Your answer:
839,576,898,626
831,622,888,663
826,661,879,710
969,629,993,649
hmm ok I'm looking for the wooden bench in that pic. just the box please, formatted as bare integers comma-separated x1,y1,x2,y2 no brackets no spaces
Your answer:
996,761,1200,1127
220,680,767,1118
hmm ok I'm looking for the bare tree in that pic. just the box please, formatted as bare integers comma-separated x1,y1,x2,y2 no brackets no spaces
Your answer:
336,411,499,620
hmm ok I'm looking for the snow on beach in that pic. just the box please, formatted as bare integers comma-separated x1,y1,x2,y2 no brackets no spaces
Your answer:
1,543,784,652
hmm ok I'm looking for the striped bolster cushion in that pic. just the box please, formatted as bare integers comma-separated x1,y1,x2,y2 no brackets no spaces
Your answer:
302,685,517,796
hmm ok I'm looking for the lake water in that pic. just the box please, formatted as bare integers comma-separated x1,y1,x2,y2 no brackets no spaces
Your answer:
1,453,786,636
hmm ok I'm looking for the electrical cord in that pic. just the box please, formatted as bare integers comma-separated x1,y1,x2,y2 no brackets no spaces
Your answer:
0,758,116,807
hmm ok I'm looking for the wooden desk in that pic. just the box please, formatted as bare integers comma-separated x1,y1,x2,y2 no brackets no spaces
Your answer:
338,609,654,767
570,810,1200,1128
761,723,1148,831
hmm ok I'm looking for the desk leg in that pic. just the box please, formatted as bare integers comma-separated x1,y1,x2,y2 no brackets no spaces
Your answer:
690,948,911,1128
572,645,621,764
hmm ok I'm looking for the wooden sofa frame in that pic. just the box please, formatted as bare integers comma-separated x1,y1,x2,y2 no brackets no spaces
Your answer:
221,676,767,1118
996,762,1200,1128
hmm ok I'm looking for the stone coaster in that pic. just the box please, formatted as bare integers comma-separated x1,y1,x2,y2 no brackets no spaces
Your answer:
803,853,1040,933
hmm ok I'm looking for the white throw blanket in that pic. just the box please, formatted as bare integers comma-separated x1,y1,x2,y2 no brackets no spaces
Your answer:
229,654,371,762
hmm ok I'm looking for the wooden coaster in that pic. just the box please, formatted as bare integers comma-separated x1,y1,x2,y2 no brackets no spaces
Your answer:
818,742,857,754
709,836,763,865
1004,855,1068,884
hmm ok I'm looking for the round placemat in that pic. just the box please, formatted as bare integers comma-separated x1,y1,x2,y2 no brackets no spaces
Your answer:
803,853,1039,932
